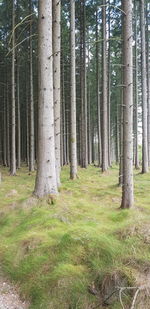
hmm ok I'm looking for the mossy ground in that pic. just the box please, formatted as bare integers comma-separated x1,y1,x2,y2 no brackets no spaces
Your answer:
0,165,150,308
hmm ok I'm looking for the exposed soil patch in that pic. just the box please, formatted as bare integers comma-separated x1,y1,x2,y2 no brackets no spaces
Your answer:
0,277,29,309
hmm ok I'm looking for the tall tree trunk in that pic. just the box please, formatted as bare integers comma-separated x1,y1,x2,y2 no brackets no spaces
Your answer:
53,0,61,186
61,55,67,165
119,92,123,186
17,64,21,169
34,0,58,198
70,0,77,179
96,8,101,167
3,86,7,166
141,0,148,173
146,0,150,166
87,64,92,165
6,81,10,167
102,0,108,172
134,0,139,169
116,103,120,164
26,78,29,167
121,0,134,209
10,0,16,175
107,0,111,167
80,0,88,168
29,0,35,172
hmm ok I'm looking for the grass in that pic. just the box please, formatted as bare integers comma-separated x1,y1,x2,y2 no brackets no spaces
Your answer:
0,165,150,308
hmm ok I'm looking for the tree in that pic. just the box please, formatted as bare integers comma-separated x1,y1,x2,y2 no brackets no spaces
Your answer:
34,0,58,198
121,0,134,209
70,0,77,179
29,0,35,172
134,0,140,169
80,0,88,168
146,0,150,166
141,0,148,173
96,7,101,167
10,0,16,175
102,0,108,172
53,0,61,186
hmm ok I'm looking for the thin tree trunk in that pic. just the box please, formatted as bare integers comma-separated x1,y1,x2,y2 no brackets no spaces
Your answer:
17,64,21,169
6,81,10,167
121,0,134,209
119,93,123,186
134,0,139,169
3,86,7,166
26,80,29,167
141,0,148,173
34,0,58,198
96,8,101,167
116,104,120,164
87,77,92,165
29,0,35,172
80,0,88,168
146,0,150,166
62,57,67,165
102,0,108,172
70,0,77,179
10,0,16,175
53,0,61,185
107,0,111,167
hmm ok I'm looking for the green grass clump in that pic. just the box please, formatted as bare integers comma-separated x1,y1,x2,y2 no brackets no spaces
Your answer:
0,165,149,308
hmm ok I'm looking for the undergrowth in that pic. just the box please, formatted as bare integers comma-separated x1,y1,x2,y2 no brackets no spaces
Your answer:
0,165,149,308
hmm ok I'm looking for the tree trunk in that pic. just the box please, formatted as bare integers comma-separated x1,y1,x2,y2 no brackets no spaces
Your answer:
34,0,58,198
61,55,67,165
53,0,61,185
102,0,108,172
146,0,150,166
17,64,21,169
26,77,29,167
6,81,10,167
141,0,148,173
29,0,35,172
96,8,101,167
80,0,88,168
3,86,7,166
121,0,134,209
70,0,77,179
134,0,139,169
10,0,16,175
107,0,111,167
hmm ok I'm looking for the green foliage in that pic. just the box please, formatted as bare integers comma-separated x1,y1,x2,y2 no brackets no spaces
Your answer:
0,166,150,308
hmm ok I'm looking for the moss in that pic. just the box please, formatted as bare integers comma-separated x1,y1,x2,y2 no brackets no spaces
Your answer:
0,166,149,308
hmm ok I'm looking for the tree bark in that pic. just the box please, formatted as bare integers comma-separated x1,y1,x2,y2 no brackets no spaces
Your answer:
141,0,148,173
146,0,150,166
3,86,7,166
80,0,88,168
70,0,77,179
121,0,134,209
102,0,108,172
17,64,21,169
34,0,58,198
96,8,101,167
29,0,35,172
107,0,111,167
53,0,61,185
6,81,10,167
134,0,139,169
10,0,16,175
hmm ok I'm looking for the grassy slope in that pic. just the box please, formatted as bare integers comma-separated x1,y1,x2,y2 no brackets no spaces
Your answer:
0,165,150,308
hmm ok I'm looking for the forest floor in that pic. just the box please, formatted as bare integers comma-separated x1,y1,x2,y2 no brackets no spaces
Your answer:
0,165,150,309
0,270,29,309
